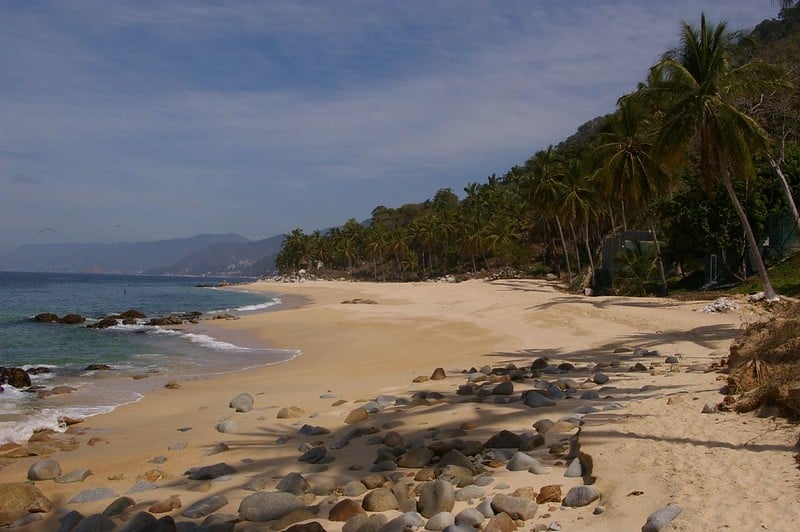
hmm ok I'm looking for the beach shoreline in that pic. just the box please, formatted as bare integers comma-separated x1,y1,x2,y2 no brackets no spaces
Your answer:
2,278,798,531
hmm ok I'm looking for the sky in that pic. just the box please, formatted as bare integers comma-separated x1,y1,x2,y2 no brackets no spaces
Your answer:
0,1,781,253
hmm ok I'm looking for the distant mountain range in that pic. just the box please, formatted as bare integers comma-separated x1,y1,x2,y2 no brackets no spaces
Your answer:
0,233,285,276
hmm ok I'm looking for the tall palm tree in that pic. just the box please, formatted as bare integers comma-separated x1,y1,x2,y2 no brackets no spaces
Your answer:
637,14,782,301
525,147,573,281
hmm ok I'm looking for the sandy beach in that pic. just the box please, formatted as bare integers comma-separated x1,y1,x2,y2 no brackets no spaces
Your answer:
1,279,798,531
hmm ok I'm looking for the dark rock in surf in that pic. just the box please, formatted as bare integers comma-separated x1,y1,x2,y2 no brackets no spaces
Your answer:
0,367,31,388
59,314,86,324
33,313,59,323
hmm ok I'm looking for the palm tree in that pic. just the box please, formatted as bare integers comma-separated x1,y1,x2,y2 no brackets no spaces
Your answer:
525,147,573,281
561,159,600,286
637,14,782,301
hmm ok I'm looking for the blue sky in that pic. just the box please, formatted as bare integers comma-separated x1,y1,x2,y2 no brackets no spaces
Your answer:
0,1,780,252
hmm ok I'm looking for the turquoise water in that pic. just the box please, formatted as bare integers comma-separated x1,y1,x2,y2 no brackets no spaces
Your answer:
0,272,295,443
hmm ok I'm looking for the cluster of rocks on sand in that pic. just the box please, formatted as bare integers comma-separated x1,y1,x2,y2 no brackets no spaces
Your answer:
0,345,705,532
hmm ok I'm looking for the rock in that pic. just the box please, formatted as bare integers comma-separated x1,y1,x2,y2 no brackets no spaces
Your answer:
150,496,182,513
594,505,606,515
0,483,52,527
562,486,600,507
536,485,562,504
437,465,474,488
362,488,399,512
398,447,434,468
361,473,389,489
342,480,368,496
426,511,455,530
523,392,556,408
238,491,304,522
278,406,306,419
102,496,135,517
418,479,456,518
383,431,404,448
492,381,514,395
126,480,159,494
455,508,485,527
87,316,119,329
59,313,86,324
285,523,327,532
437,449,481,472
58,510,85,531
204,442,230,456
345,407,370,425
215,420,238,433
0,367,31,388
485,430,522,449
119,511,157,532
298,446,328,463
33,312,60,323
72,514,116,532
642,505,682,531
187,462,236,480
229,393,254,412
181,494,228,519
580,390,600,400
431,368,447,380
55,468,92,484
592,372,609,384
701,401,718,414
168,441,187,450
27,459,62,481
506,452,540,472
343,513,388,532
490,494,537,520
277,472,311,495
84,364,113,371
665,356,680,364
454,485,484,502
631,363,648,372
68,487,117,504
273,508,320,530
329,499,365,521
299,425,331,436
483,512,516,532
564,458,583,477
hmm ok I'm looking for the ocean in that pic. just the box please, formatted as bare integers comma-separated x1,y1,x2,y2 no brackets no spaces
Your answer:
0,272,296,444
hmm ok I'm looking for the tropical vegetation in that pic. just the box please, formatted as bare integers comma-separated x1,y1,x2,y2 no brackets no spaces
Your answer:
275,6,800,297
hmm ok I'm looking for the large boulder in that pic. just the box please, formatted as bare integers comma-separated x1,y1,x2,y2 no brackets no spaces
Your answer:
418,479,455,518
0,367,31,388
0,483,53,527
27,460,62,481
33,313,59,323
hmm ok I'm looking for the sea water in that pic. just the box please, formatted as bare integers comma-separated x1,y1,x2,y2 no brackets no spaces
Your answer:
0,272,296,444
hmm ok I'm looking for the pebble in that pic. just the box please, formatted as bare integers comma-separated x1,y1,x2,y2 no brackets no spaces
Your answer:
168,442,188,450
215,420,238,433
490,493,538,520
523,392,556,408
204,442,230,456
299,424,331,436
149,455,167,464
298,446,328,464
276,472,311,495
564,458,583,477
102,496,135,517
702,401,718,413
277,406,306,419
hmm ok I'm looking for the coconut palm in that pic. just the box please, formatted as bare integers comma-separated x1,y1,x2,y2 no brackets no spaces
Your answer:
636,14,783,301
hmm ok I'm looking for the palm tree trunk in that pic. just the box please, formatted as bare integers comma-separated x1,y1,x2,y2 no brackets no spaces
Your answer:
583,222,595,289
621,200,628,232
555,215,573,282
718,146,778,301
570,221,582,271
649,224,668,295
768,155,800,235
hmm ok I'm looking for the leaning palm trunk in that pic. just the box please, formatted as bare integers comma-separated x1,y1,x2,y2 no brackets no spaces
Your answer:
555,215,573,282
649,224,668,295
768,155,800,235
583,222,595,289
717,145,779,301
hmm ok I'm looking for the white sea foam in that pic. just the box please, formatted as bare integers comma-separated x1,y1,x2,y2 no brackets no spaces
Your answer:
216,296,282,314
182,332,253,351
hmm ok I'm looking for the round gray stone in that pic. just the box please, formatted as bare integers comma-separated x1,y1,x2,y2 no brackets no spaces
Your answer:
27,459,61,481
229,392,254,412
490,494,537,520
562,485,600,507
418,479,456,518
425,511,455,530
362,487,399,512
276,472,310,495
454,485,484,502
455,508,485,527
215,420,238,433
642,505,682,531
238,491,304,522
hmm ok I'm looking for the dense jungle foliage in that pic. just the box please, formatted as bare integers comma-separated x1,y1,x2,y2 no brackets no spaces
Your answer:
276,7,800,297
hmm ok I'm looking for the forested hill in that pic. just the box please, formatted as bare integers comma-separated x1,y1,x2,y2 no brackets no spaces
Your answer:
273,7,800,297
